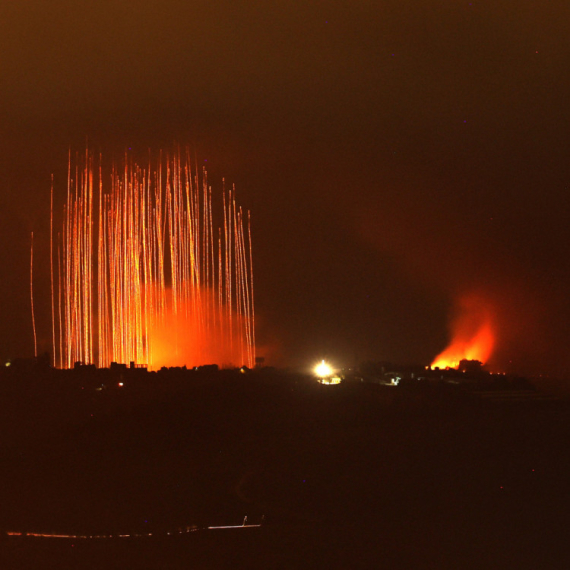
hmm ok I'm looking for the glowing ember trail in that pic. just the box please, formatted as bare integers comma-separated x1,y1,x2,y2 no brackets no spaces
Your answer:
51,149,255,370
431,294,495,369
30,232,37,358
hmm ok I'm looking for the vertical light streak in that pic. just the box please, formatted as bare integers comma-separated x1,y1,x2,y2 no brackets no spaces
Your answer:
218,227,223,343
58,233,63,369
30,232,38,358
50,177,56,365
248,211,256,365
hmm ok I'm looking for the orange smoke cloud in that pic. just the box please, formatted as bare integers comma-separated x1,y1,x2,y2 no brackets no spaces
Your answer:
431,294,495,369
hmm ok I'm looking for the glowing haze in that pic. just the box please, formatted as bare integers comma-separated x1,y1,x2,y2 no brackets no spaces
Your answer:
431,294,495,370
51,149,255,370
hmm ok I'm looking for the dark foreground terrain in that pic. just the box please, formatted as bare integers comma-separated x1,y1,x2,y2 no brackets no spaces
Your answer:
0,366,569,568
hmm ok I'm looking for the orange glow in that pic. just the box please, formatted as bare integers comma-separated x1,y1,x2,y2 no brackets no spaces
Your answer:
146,287,253,369
52,149,255,369
431,294,495,369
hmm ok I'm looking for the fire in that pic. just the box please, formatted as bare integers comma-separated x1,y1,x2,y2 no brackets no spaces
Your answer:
431,294,495,369
51,149,255,370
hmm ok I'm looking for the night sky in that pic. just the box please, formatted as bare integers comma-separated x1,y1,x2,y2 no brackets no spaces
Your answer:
1,1,570,377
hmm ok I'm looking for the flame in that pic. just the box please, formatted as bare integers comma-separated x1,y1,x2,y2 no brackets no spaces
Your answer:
431,294,495,369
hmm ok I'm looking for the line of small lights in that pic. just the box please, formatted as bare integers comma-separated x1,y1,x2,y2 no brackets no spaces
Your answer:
6,522,262,540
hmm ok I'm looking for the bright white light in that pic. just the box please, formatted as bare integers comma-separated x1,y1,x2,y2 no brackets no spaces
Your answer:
314,360,333,378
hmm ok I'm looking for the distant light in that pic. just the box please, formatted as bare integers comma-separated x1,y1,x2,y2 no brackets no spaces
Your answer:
314,360,333,378
118,382,124,387
5,361,10,367
319,376,341,385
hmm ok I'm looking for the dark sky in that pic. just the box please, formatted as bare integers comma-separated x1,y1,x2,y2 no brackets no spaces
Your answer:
1,1,570,377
